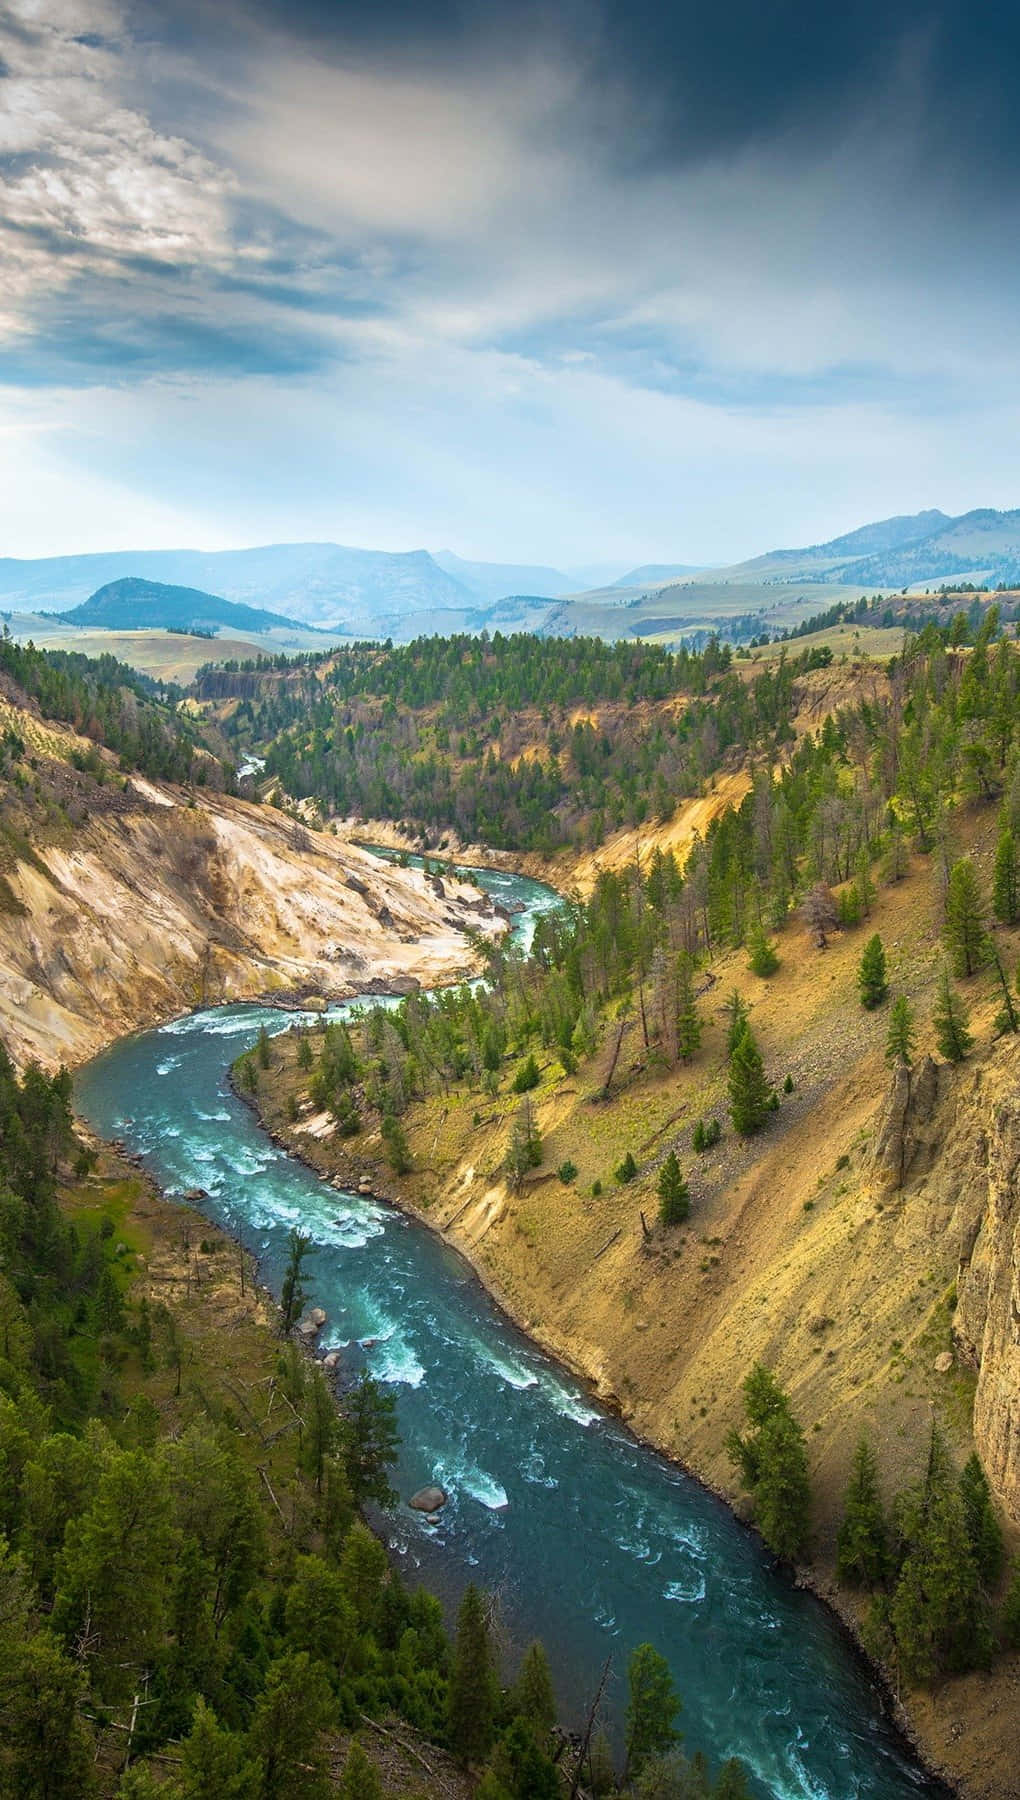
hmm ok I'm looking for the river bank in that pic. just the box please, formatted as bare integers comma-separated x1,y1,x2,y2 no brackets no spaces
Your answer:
235,1052,974,1800
76,987,959,1800
234,878,1020,1800
0,747,508,1071
62,823,1019,1798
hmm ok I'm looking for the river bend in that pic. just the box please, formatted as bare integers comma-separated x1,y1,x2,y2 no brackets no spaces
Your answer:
75,862,946,1800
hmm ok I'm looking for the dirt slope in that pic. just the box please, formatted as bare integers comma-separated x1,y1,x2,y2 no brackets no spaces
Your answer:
251,818,1020,1799
0,706,505,1070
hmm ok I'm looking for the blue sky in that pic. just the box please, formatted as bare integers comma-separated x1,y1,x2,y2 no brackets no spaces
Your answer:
1,0,1019,565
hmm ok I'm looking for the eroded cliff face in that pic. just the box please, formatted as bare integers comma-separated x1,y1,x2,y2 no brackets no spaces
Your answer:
0,772,505,1071
866,1040,1020,1525
955,1081,1020,1523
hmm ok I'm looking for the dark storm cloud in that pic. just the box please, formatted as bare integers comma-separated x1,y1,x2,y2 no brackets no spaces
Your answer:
172,0,1020,185
6,0,1020,559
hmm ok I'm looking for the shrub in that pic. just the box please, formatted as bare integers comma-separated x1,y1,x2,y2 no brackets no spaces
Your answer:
657,1152,690,1226
512,1054,541,1094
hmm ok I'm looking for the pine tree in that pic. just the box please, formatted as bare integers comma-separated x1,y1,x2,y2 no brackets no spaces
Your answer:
944,857,990,977
615,1150,638,1185
836,1439,888,1587
340,1374,399,1509
248,1652,334,1800
176,1698,261,1800
723,990,749,1056
1002,1559,1020,1649
675,954,702,1061
991,946,1019,1036
257,1024,272,1069
490,1718,560,1800
958,1453,1004,1589
0,1631,96,1800
381,1113,411,1174
588,1729,617,1797
881,823,908,885
625,1642,681,1778
714,1762,753,1800
747,926,779,977
727,1025,770,1136
992,827,1019,925
884,996,915,1067
725,1365,810,1561
337,1521,388,1630
447,1585,497,1765
509,1640,557,1741
752,1410,811,1562
280,1229,314,1336
284,1556,356,1663
657,1151,690,1226
338,1743,383,1800
890,1426,991,1683
52,1447,174,1704
857,934,888,1009
932,964,972,1063
854,848,876,920
504,1100,542,1189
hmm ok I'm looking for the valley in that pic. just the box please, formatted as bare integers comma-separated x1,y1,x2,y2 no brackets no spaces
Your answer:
3,600,1020,1799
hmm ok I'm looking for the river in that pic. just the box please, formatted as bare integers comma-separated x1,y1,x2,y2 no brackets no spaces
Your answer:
75,859,947,1800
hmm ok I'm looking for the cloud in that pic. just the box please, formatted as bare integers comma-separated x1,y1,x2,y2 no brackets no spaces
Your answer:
0,2,237,340
1,0,1019,559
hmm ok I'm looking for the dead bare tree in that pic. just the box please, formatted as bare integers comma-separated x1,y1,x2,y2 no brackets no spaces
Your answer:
596,1009,632,1101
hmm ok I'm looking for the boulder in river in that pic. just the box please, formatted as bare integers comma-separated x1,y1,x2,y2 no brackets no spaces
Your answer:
409,1484,448,1513
297,1307,327,1338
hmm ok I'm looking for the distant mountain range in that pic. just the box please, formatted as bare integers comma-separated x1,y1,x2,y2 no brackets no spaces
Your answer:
60,577,307,636
432,550,577,605
0,543,576,634
723,507,1020,588
2,506,1018,645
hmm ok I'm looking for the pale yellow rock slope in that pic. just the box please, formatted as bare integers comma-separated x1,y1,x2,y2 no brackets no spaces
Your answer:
0,712,504,1070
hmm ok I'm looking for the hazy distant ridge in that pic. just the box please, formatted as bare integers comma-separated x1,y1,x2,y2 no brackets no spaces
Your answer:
62,577,305,635
4,505,1020,646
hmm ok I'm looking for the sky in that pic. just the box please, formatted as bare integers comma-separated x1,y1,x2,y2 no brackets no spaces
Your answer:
2,0,1020,567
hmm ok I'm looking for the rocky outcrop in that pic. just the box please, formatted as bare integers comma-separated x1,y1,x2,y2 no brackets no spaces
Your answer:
955,1094,1020,1524
0,727,507,1070
409,1485,448,1513
872,1055,944,1193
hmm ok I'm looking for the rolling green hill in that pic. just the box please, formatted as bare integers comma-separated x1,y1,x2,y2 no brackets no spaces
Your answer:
61,575,308,635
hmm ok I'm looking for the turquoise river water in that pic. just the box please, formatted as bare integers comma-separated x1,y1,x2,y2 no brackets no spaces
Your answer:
75,859,948,1800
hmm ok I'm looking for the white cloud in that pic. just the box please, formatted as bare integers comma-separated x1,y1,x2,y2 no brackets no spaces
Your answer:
1,2,1019,560
0,0,238,334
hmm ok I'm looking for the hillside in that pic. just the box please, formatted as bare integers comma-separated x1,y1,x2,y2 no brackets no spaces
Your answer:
251,804,1020,1800
0,543,547,635
0,1065,499,1800
62,575,306,634
610,561,708,587
200,632,804,857
220,616,1020,1796
727,506,1020,590
0,664,507,1067
432,549,574,602
7,505,1019,648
